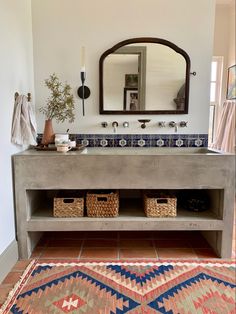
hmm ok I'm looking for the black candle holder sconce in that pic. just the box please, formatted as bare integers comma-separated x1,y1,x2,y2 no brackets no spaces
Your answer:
77,71,91,116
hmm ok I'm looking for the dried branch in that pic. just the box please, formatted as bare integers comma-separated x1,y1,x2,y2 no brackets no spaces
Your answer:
39,73,75,123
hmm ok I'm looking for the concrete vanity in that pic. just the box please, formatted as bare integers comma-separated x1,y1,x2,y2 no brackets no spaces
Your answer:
13,148,235,259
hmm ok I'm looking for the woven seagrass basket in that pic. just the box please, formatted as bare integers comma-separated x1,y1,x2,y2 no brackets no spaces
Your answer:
86,190,119,218
54,193,84,217
144,191,177,218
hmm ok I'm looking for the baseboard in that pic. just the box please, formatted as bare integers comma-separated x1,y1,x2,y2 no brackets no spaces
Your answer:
0,240,18,284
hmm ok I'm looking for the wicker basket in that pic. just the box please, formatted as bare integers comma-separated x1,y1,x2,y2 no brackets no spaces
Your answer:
54,194,84,217
86,190,119,217
144,191,177,217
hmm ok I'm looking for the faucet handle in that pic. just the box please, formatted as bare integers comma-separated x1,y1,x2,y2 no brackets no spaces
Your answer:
158,121,166,128
169,121,176,127
179,121,188,127
101,122,108,128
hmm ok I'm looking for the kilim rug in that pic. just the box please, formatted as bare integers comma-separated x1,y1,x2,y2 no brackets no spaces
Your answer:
0,260,235,314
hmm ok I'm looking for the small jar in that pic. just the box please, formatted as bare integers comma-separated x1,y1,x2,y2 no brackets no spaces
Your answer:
55,133,69,146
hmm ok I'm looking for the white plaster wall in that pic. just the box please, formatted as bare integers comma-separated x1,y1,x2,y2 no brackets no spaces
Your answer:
214,4,230,103
0,0,34,255
32,0,215,134
228,1,235,67
214,2,235,103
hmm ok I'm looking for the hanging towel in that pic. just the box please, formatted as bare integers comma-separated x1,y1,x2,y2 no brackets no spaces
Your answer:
11,94,37,146
211,100,235,153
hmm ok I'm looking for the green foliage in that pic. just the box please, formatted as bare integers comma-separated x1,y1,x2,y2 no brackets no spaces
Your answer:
39,73,75,123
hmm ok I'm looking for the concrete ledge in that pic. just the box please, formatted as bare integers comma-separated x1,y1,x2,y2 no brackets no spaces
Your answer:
0,240,18,283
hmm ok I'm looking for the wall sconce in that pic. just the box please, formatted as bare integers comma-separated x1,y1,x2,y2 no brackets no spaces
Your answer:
77,71,90,116
77,46,90,116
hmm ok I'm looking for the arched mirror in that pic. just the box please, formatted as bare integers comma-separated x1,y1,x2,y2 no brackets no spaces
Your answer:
99,37,191,114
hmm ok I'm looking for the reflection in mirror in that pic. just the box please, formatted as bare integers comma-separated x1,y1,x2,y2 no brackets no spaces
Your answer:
104,46,146,111
99,38,191,114
104,54,139,110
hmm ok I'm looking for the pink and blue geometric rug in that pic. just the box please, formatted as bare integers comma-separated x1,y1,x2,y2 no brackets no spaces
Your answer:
0,260,235,313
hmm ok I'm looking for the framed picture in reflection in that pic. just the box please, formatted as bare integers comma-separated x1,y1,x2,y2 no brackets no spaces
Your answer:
226,64,236,100
125,74,138,88
123,88,138,111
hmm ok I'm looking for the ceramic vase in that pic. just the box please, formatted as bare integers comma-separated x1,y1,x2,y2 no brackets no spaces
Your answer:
41,119,55,145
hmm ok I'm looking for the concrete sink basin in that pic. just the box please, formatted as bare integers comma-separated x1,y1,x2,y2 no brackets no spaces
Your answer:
80,147,220,155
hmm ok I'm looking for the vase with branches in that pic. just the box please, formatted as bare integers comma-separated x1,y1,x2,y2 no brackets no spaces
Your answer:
40,73,75,145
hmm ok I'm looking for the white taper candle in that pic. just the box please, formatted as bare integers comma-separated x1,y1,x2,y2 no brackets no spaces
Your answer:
81,46,85,72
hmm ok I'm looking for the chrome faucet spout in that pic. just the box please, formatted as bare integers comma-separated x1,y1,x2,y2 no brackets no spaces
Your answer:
169,121,178,133
112,121,118,133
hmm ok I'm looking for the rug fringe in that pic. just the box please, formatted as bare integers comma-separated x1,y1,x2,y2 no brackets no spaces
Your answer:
0,260,36,314
37,261,236,268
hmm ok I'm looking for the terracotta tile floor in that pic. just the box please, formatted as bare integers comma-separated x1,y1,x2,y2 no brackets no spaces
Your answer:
0,229,235,306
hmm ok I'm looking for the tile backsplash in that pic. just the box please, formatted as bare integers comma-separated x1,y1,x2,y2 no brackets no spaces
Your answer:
38,133,208,148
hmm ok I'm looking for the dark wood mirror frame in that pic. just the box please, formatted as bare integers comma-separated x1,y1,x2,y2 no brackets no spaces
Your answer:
99,37,191,115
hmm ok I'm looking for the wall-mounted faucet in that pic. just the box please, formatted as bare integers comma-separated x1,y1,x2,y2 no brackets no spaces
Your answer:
112,121,119,133
138,119,151,129
169,121,178,133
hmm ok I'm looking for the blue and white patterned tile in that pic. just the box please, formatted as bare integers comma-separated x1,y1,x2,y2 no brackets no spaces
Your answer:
187,135,197,147
111,135,121,146
162,136,172,147
132,137,142,147
121,135,132,146
171,135,188,147
137,139,146,147
108,134,116,139
78,135,88,145
113,134,122,141
135,135,149,147
188,134,208,147
199,134,208,147
126,139,133,147
119,138,127,147
107,138,114,147
83,134,94,139
156,138,165,147
75,134,84,142
175,138,185,147
194,138,203,147
147,135,156,147
131,134,141,141
141,134,151,141
99,139,108,147
81,139,89,147
37,133,208,148
113,139,119,147
85,137,96,147
123,134,133,141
